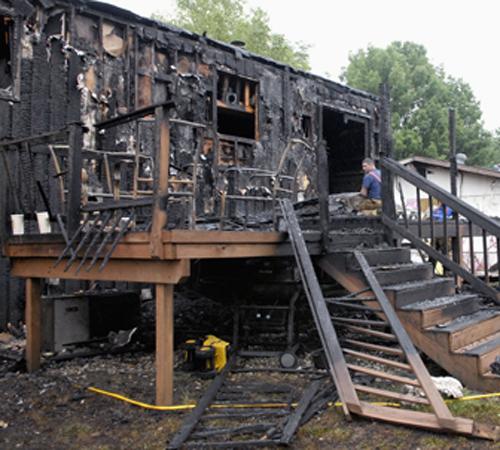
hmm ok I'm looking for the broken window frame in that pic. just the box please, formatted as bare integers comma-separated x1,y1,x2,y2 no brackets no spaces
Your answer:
0,8,21,102
343,112,371,158
320,104,372,156
215,70,259,141
300,114,313,141
134,36,173,109
67,8,135,111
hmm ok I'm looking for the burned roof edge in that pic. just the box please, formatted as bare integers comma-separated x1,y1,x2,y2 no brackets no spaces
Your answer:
53,0,380,103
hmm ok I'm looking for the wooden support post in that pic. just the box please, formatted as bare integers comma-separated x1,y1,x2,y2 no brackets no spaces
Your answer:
317,140,329,252
156,283,174,406
379,83,396,244
150,106,170,258
25,278,42,372
449,108,462,285
67,123,83,236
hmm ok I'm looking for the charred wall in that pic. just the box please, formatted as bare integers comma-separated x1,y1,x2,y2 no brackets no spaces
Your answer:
0,0,381,328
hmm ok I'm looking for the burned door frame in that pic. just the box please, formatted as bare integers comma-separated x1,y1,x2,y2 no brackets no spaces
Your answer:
0,3,22,102
319,104,372,194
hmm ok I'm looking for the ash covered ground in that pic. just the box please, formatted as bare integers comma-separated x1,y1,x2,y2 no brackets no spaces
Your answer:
0,347,499,449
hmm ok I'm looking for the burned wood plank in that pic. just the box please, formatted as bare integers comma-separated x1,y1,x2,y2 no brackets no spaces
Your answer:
280,199,360,417
190,423,275,439
316,141,329,251
201,411,289,421
66,124,83,236
167,355,235,450
185,439,279,448
279,380,321,445
95,101,174,130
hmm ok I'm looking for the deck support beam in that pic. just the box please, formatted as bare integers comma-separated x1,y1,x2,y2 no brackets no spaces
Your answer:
25,278,42,372
156,283,175,405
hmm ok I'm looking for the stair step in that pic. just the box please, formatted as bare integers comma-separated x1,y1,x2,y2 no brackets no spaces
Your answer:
371,262,433,286
384,278,455,308
459,331,500,374
431,310,500,351
328,216,384,231
401,294,481,327
327,230,384,250
346,248,412,269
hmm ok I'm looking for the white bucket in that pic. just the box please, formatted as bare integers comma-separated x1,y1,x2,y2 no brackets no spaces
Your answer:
11,214,25,235
36,212,51,234
120,217,131,229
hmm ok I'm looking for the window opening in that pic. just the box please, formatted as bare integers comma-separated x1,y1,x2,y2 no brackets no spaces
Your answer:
216,72,257,139
0,15,13,90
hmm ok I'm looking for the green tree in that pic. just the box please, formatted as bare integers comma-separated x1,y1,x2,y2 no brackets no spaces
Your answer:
341,41,499,167
152,0,310,70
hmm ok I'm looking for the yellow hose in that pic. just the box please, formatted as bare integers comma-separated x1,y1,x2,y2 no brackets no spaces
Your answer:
88,387,196,411
88,387,293,411
88,386,500,412
447,392,500,402
88,387,413,411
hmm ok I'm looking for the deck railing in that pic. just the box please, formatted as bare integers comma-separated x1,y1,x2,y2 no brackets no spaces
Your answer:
0,99,317,243
0,127,73,245
381,156,500,305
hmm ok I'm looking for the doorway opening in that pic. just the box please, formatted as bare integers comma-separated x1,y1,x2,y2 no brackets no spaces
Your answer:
322,108,367,194
0,15,13,90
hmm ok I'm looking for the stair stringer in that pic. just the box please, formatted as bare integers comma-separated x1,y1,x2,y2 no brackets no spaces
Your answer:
318,254,500,393
281,200,498,440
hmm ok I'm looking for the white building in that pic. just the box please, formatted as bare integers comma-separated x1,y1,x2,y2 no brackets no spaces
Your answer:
396,156,500,274
398,156,500,216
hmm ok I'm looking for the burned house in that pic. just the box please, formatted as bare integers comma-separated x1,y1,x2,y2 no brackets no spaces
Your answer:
0,0,499,444
0,0,380,329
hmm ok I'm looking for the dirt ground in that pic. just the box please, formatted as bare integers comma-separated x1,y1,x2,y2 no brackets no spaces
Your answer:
0,350,499,450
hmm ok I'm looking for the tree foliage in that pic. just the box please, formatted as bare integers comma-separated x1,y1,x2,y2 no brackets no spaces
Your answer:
341,41,500,167
153,0,310,71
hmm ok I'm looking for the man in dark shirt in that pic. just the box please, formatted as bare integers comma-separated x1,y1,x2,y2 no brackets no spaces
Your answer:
359,158,382,215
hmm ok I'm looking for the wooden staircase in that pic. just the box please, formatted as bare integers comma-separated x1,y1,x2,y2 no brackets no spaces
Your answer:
319,245,500,392
282,199,498,439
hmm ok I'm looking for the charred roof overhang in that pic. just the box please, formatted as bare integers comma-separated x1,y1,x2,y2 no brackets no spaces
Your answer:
40,0,379,103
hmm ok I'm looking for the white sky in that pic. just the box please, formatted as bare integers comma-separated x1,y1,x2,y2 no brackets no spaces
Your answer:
107,0,500,132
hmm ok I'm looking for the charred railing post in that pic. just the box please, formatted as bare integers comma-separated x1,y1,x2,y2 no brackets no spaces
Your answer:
150,105,170,258
66,123,83,236
0,148,9,253
317,140,329,252
449,108,458,198
449,108,462,284
379,84,396,242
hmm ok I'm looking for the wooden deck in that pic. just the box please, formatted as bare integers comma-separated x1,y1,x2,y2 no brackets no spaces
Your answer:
5,230,293,282
4,220,383,406
4,229,309,406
